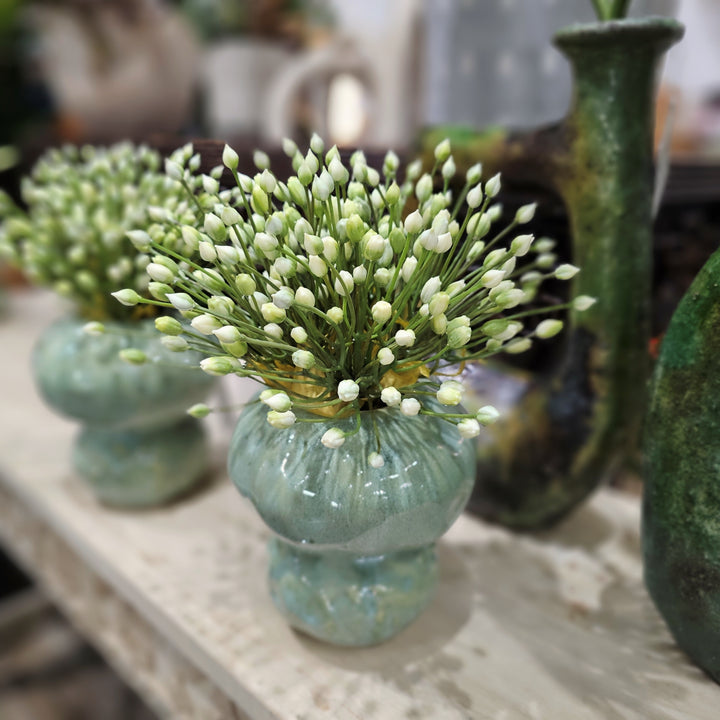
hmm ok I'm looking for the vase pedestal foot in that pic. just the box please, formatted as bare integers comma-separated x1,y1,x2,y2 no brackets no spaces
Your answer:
268,539,437,646
73,417,210,508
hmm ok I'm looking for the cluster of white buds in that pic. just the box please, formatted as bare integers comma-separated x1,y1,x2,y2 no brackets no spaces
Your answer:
0,143,204,321
114,135,594,458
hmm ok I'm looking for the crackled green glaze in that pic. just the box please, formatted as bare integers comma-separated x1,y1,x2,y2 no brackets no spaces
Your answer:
463,18,683,529
228,397,476,646
643,248,720,684
33,317,215,507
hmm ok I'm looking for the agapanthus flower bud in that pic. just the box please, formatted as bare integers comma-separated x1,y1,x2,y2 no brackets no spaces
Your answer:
199,241,218,262
162,336,189,352
415,174,433,203
203,175,219,195
267,410,296,429
368,452,385,468
485,173,501,197
261,303,286,323
555,263,580,280
111,288,141,306
337,379,360,402
263,323,283,340
126,230,152,251
481,269,505,288
155,316,183,336
352,265,368,284
371,301,392,324
476,406,500,425
535,319,564,339
466,162,483,184
400,398,421,416
272,287,295,309
437,380,463,406
420,276,442,303
381,386,401,406
334,270,354,296
187,403,211,419
292,349,315,369
253,149,270,170
573,295,597,311
290,326,308,343
308,255,327,277
321,427,345,448
447,325,471,349
435,232,453,253
83,321,105,336
191,313,223,335
434,138,451,163
166,292,194,311
204,213,227,243
515,203,537,224
378,347,395,365
401,256,417,281
458,418,481,439
394,328,416,347
260,390,292,412
511,234,534,257
364,234,387,261
223,144,239,170
119,348,148,365
404,210,423,234
327,306,344,324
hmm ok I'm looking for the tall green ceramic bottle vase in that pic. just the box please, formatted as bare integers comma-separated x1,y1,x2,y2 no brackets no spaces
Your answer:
469,18,683,529
643,247,720,683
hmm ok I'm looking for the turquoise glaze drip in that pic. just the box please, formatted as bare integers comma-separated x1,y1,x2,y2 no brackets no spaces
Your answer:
229,397,476,646
33,317,215,507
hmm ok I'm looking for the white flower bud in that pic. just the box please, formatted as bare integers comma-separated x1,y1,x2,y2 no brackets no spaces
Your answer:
119,349,148,365
420,276,442,303
200,357,236,376
327,306,344,324
83,321,105,336
165,159,183,180
334,270,354,296
476,406,500,425
485,173,501,197
381,386,401,406
434,138,451,162
260,390,292,412
328,156,349,183
337,379,360,403
371,301,393,324
441,156,456,180
511,234,534,257
146,262,175,284
555,263,580,280
223,144,239,170
294,287,315,307
282,137,298,157
261,303,286,323
394,328,416,347
466,184,484,209
204,213,227,242
126,230,152,251
308,255,327,277
400,398,421,416
292,349,315,369
272,288,295,309
322,236,339,262
415,174,433,203
191,313,223,334
255,232,279,255
458,418,481,439
368,452,385,468
111,289,141,306
213,325,241,344
312,170,335,201
431,314,447,335
267,410,296,429
404,210,423,234
203,175,219,195
364,234,387,261
437,380,463,406
166,292,194,311
253,150,270,170
187,403,211,418
447,325,472,349
378,347,395,365
374,268,391,286
466,163,483,184
429,292,450,317
310,132,324,155
435,232,453,254
481,269,506,288
321,427,345,449
291,326,308,343
199,241,218,262
401,256,418,282
515,203,537,224
573,295,597,311
536,319,564,339
352,265,368,284
418,229,438,252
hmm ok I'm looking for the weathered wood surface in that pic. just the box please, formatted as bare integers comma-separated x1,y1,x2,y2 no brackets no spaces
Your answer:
0,289,718,720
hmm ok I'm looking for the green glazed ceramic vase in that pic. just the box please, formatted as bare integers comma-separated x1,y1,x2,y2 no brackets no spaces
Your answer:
32,317,216,508
228,397,476,646
460,17,684,529
643,247,720,684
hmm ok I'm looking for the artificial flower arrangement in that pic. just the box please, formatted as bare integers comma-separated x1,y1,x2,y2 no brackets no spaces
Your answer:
114,135,594,462
0,142,217,507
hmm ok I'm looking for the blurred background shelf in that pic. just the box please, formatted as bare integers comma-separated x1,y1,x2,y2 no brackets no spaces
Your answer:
1,290,719,719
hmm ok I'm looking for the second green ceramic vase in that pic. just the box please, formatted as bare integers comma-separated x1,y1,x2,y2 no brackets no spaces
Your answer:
228,397,476,646
33,317,216,508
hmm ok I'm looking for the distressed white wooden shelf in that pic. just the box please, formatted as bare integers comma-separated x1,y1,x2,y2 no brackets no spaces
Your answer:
0,289,718,720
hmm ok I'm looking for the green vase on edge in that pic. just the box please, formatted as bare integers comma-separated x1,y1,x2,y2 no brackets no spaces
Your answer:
643,247,720,684
228,396,476,646
33,317,216,508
